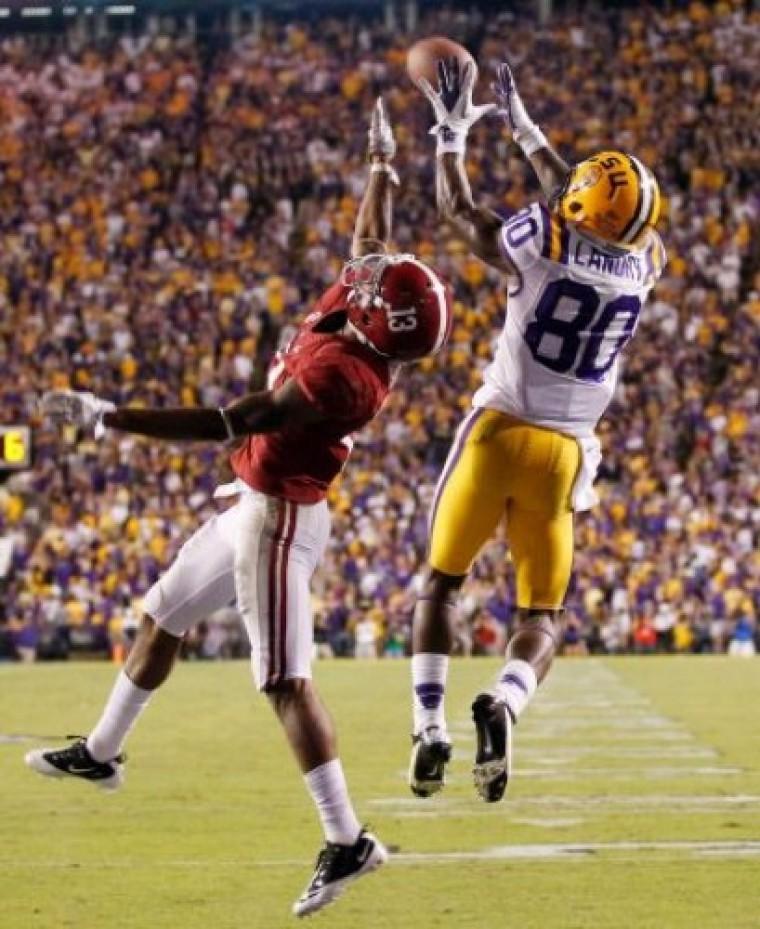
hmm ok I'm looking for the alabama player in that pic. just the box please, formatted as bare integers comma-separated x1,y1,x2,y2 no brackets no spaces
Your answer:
408,59,666,801
26,99,452,916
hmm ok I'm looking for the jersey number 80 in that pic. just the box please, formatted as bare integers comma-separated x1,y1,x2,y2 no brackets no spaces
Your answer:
524,279,641,383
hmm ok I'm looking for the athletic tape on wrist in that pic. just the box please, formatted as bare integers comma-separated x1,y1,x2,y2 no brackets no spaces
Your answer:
93,401,115,439
370,161,400,185
435,126,467,155
514,124,548,157
219,407,236,440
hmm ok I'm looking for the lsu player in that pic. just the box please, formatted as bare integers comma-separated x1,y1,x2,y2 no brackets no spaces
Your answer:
26,100,452,916
409,59,666,801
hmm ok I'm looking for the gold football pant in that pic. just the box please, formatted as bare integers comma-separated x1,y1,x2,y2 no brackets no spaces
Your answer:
429,408,581,609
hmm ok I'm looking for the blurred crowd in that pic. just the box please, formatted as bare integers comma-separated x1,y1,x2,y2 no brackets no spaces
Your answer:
0,0,758,663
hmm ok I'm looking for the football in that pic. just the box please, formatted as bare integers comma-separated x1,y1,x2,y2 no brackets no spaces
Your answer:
406,35,476,87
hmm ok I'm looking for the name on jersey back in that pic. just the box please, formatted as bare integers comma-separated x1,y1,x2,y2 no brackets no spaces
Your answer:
571,239,642,282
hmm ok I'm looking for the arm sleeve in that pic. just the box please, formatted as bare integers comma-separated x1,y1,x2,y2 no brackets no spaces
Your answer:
287,344,383,422
498,201,553,272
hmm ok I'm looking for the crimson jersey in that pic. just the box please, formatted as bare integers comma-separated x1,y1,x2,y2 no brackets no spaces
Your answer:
231,281,391,504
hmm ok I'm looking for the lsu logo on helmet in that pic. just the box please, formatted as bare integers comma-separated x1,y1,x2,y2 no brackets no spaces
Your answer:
555,151,661,249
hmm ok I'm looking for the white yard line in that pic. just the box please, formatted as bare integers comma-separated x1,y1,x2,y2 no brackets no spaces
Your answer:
517,746,719,760
369,794,760,817
516,731,698,743
393,840,760,863
512,765,742,778
5,840,760,872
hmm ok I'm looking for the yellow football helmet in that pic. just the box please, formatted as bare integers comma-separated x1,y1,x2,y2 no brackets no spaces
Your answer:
554,151,661,248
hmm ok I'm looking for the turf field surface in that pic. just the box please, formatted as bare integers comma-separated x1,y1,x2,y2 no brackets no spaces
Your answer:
2,656,760,929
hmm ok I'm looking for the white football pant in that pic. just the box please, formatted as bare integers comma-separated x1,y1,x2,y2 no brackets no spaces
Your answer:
143,488,330,689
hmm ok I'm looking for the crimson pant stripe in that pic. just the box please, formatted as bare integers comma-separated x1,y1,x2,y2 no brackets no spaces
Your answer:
277,503,298,683
267,501,286,684
429,408,483,534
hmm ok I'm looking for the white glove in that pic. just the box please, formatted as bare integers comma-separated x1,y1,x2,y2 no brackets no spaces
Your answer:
367,96,399,184
493,61,548,157
417,59,495,155
40,390,116,438
368,96,396,159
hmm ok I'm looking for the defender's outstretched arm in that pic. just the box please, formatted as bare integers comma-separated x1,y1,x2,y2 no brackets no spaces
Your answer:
39,380,325,443
351,97,398,258
493,61,571,200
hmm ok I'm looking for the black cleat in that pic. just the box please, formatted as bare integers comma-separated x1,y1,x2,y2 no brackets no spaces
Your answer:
408,726,452,798
472,693,512,802
25,738,125,791
293,829,388,917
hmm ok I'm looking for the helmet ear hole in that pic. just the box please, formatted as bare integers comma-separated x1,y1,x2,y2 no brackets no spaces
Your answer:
568,201,583,214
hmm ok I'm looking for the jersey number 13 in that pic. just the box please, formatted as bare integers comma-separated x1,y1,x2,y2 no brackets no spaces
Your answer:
524,279,641,383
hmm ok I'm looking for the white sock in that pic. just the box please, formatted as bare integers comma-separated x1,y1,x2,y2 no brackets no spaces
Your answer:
411,653,449,737
304,759,362,845
86,671,153,762
493,659,538,722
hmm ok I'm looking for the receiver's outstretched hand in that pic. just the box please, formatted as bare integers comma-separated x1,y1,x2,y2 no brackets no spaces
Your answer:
492,60,548,158
417,58,495,142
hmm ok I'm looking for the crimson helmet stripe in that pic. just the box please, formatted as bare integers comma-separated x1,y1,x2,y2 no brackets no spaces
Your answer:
408,257,450,354
621,154,655,244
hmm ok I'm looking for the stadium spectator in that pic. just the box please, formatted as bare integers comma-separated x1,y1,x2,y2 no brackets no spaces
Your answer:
728,612,757,658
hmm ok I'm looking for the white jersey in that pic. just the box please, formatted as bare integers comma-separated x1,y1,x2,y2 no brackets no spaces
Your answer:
473,202,667,438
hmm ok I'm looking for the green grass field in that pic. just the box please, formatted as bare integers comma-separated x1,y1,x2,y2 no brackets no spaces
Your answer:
2,657,760,929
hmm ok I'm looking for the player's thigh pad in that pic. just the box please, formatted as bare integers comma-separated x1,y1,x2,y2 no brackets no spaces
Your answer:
143,505,240,636
429,409,513,576
233,494,330,691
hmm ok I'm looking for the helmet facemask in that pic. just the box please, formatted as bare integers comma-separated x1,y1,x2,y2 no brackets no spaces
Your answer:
341,253,416,309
